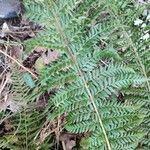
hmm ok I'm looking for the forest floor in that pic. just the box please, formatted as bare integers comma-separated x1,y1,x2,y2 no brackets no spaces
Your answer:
0,0,149,149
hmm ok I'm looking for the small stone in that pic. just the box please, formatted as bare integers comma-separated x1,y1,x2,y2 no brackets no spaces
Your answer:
0,0,22,19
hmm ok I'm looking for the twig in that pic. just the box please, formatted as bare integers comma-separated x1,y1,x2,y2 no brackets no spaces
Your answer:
0,49,38,79
62,141,67,150
0,73,11,95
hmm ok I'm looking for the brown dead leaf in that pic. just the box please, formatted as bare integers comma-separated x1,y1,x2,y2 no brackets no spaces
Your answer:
60,133,77,150
23,47,46,68
42,49,60,65
37,113,67,145
0,17,41,41
3,120,14,132
10,45,23,60
37,122,56,145
0,120,15,136
20,16,30,26
34,47,47,53
66,140,76,150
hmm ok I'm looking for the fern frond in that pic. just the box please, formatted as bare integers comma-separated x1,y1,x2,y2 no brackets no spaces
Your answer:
22,0,149,149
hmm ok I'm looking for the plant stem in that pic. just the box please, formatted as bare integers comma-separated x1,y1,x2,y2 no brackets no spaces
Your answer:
0,49,38,79
51,2,112,150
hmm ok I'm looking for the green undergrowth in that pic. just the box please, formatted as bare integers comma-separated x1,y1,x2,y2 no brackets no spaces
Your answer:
0,0,149,149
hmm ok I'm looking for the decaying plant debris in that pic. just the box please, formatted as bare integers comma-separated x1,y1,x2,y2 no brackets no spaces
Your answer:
0,0,150,150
